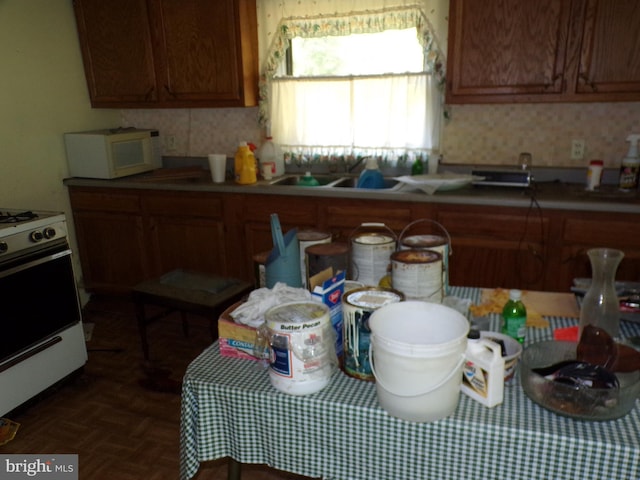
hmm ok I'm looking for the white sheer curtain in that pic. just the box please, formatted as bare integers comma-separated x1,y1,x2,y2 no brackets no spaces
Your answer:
272,74,439,153
257,0,447,165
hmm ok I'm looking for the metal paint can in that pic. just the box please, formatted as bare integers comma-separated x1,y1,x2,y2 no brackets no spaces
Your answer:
342,287,405,381
399,223,450,295
265,301,337,396
350,223,397,286
391,249,443,303
252,250,271,288
305,242,349,285
298,230,331,288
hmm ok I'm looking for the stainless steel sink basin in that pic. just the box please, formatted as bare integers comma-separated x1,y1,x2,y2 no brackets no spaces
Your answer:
331,176,400,189
268,174,342,186
268,174,401,190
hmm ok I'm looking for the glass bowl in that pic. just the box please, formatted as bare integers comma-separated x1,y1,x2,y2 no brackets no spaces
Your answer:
520,340,640,420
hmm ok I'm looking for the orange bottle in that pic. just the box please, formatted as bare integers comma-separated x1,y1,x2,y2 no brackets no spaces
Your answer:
234,142,257,184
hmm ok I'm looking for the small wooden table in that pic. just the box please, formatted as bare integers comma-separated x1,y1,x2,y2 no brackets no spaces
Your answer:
132,269,253,360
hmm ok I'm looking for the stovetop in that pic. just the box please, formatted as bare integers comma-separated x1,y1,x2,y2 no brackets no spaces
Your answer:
0,209,68,255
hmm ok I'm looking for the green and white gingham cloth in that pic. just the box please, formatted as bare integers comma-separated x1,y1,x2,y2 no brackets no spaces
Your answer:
180,287,640,480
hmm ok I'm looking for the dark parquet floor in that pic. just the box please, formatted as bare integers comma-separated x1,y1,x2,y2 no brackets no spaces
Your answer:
0,295,309,480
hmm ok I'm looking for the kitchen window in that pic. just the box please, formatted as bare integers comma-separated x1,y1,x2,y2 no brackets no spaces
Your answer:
259,3,445,168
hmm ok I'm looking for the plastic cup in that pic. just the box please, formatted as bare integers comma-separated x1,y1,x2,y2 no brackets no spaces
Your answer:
208,154,227,183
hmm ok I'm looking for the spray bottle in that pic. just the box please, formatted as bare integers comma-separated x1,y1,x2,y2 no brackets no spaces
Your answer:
619,134,640,191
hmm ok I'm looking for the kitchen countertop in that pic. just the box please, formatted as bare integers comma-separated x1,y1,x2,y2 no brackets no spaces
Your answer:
63,169,640,214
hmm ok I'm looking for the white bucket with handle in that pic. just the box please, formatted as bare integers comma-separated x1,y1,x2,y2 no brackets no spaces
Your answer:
369,301,469,422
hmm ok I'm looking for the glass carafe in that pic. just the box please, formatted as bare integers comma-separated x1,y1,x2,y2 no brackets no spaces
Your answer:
579,248,624,339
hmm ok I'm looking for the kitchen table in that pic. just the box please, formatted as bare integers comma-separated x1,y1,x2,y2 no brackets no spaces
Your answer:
179,287,640,480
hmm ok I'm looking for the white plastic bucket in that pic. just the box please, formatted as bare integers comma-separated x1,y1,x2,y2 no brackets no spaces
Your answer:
369,301,469,422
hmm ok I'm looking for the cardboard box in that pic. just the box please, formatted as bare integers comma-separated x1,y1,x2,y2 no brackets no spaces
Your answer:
310,268,346,358
218,302,261,361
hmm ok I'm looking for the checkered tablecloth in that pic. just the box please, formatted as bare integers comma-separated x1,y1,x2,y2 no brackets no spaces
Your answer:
179,287,640,480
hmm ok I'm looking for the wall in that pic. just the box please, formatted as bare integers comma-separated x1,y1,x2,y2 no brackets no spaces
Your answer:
0,1,120,299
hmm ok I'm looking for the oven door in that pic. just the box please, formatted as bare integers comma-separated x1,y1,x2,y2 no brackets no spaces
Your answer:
0,239,82,364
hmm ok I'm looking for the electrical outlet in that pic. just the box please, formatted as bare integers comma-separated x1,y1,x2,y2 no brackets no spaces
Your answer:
165,134,177,152
571,139,585,160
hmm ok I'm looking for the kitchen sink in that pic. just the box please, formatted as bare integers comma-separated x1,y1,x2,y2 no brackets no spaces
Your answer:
268,174,342,186
268,174,401,190
331,176,400,189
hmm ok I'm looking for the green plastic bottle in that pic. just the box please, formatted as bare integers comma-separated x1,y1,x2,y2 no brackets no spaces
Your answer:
411,157,424,175
502,289,527,344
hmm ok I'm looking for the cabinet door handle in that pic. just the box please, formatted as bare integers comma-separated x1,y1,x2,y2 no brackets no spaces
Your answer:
578,73,598,92
164,85,176,97
562,248,585,264
543,73,563,91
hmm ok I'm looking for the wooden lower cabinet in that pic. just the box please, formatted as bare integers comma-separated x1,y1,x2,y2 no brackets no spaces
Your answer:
69,188,148,294
435,206,549,291
554,212,640,292
68,186,640,294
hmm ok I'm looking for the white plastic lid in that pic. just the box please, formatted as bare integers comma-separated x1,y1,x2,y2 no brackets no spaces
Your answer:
239,141,247,147
365,157,379,169
509,289,522,301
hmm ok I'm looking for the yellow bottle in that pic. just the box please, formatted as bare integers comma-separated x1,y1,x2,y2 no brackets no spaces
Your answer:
234,142,257,185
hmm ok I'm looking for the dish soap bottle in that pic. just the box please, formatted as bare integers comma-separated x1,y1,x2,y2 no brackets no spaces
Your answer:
461,330,505,408
502,289,527,344
619,133,640,191
356,157,385,189
297,172,320,186
234,142,257,185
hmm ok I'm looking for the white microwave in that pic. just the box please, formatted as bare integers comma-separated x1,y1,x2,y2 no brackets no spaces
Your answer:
64,128,161,179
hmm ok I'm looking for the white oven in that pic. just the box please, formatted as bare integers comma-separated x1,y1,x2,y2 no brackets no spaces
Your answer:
0,210,87,415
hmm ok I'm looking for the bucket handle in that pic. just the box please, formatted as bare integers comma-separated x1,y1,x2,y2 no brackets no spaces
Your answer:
397,219,452,256
369,343,465,398
270,213,287,258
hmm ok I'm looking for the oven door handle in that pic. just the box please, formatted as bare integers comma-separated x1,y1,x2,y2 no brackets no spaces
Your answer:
0,248,72,279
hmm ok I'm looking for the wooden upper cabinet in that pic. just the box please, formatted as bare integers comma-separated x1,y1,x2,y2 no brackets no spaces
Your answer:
72,0,258,108
73,0,158,104
446,0,573,101
575,0,640,99
446,0,640,104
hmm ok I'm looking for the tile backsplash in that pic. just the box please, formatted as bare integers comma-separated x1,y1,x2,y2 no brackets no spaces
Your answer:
122,101,640,168
442,102,640,168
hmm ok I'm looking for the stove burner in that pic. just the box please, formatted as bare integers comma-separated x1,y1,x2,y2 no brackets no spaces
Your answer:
0,211,39,224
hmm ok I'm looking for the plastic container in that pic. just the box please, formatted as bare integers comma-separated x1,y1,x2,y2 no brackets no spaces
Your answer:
265,301,337,395
619,133,640,191
256,136,285,177
461,330,505,407
502,289,527,344
369,301,469,422
356,158,385,189
234,142,257,185
586,159,604,191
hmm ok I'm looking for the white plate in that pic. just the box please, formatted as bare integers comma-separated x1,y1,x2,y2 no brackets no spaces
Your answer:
393,173,482,194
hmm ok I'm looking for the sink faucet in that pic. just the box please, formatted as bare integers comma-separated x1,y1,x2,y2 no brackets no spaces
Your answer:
347,156,368,174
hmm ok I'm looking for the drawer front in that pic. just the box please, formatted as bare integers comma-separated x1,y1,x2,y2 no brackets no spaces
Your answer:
142,192,223,218
69,189,140,213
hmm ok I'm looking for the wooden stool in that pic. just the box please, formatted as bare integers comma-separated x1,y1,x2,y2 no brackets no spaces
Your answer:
132,269,253,360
